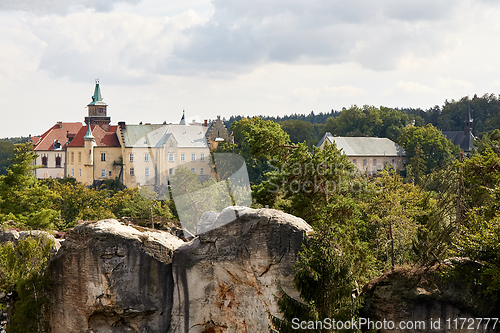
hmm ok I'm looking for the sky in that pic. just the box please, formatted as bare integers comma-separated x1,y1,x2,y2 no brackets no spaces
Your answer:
2,0,500,138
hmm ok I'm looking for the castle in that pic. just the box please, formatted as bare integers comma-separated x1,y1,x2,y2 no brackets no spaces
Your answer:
32,81,232,190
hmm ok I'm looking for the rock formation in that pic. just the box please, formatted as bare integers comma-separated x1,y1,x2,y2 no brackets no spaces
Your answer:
45,208,313,333
170,207,313,333
362,265,500,333
47,219,184,333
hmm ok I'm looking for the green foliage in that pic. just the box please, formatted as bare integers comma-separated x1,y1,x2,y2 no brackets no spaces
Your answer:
271,225,363,332
440,94,500,133
475,129,500,154
44,179,113,230
0,140,15,176
461,147,500,209
279,120,315,148
324,105,412,141
109,187,172,220
398,124,458,178
453,187,500,294
215,118,280,185
0,143,60,229
253,142,355,225
0,235,53,332
359,171,433,270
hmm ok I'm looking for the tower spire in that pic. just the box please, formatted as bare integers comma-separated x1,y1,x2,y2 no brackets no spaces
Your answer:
85,80,110,130
180,110,187,125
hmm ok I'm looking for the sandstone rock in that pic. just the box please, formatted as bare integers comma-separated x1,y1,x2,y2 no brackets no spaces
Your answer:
362,266,499,333
47,219,184,333
170,207,312,333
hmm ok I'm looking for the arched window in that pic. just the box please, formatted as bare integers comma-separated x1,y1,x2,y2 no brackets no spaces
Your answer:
42,156,48,167
55,156,62,168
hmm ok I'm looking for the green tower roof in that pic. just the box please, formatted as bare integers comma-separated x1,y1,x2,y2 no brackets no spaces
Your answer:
87,81,107,106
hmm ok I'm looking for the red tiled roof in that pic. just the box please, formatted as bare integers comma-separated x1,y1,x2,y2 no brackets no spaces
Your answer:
67,125,120,147
33,122,84,151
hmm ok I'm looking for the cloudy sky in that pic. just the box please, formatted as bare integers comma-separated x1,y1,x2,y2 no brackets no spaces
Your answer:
1,0,500,138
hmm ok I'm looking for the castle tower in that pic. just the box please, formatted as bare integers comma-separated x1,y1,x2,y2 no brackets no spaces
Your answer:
85,79,111,131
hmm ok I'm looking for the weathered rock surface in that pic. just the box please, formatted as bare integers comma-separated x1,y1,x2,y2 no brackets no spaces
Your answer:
362,266,500,333
47,219,184,333
170,207,313,333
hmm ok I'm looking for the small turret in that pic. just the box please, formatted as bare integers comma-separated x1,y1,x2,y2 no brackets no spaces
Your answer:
180,110,187,125
84,125,96,165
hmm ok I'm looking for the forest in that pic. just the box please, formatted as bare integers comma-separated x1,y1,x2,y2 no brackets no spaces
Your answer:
1,94,500,332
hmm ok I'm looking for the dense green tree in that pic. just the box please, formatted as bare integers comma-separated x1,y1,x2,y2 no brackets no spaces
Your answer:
253,141,355,225
475,129,500,155
398,124,458,178
43,179,113,230
0,235,54,332
324,105,412,141
216,117,290,185
0,143,59,229
272,224,363,333
279,120,315,147
453,187,500,295
0,140,15,176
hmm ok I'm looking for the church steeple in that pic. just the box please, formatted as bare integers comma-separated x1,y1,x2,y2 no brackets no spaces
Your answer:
85,79,111,130
88,80,106,107
180,110,187,125
464,104,473,134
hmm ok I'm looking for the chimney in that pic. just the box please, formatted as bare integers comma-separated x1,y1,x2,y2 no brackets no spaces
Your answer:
204,119,208,127
58,121,63,129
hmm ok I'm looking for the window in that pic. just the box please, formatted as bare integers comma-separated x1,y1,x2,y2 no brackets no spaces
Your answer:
200,153,205,161
71,169,74,177
101,169,106,177
392,159,395,165
169,168,173,175
55,156,62,168
352,159,356,165
78,152,82,163
130,168,135,176
169,153,174,162
78,169,81,177
191,153,196,161
101,153,106,162
200,168,204,175
363,159,367,167
145,168,149,177
180,153,185,162
129,153,134,162
109,171,112,177
169,142,173,147
373,159,377,166
144,153,150,162
42,156,48,167
191,168,195,173
71,152,74,163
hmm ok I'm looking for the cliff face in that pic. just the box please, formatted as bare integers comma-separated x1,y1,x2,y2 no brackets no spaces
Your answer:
170,207,313,333
47,219,184,333
46,208,312,333
362,266,500,333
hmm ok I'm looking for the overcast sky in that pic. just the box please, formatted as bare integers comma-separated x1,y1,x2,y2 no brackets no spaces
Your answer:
1,0,500,138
